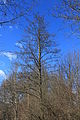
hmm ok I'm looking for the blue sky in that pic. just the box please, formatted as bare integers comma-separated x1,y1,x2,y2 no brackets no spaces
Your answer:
0,0,80,82
0,25,23,82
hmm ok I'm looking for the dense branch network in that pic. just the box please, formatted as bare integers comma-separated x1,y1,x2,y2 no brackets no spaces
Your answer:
0,0,36,25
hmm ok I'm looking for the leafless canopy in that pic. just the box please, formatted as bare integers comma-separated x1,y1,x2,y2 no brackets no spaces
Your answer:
0,0,36,25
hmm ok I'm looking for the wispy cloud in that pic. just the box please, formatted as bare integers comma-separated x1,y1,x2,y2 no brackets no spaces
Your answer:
0,52,17,61
9,26,13,29
16,42,23,48
3,0,6,4
0,0,6,4
0,70,6,79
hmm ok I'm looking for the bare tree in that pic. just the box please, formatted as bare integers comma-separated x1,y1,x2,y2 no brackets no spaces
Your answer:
17,14,60,97
16,14,60,119
52,0,80,21
52,0,80,35
0,0,37,25
1,51,80,120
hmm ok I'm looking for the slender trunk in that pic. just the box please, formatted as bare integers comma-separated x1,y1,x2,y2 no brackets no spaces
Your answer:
27,77,30,119
38,30,42,99
13,71,17,120
76,51,79,109
38,30,44,120
68,64,71,120
3,81,6,120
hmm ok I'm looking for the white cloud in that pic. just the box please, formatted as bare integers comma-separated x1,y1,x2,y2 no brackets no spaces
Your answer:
3,0,6,4
0,0,6,4
0,52,17,61
16,42,23,48
0,70,6,79
9,26,13,29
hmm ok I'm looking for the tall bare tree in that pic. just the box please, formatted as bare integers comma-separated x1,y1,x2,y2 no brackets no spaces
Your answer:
16,14,60,119
17,14,60,98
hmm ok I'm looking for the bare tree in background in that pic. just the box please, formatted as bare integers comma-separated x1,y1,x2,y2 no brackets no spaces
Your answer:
52,0,80,34
1,51,80,119
0,0,37,25
53,0,80,21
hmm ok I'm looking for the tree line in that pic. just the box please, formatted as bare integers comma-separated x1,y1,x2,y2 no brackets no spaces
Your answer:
0,51,80,120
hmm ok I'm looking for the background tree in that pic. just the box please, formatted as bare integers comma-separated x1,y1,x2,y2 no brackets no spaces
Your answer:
53,0,80,21
0,0,37,25
52,0,80,34
0,51,80,120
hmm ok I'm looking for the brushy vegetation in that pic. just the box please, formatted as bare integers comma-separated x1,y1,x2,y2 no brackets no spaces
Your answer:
0,52,80,120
